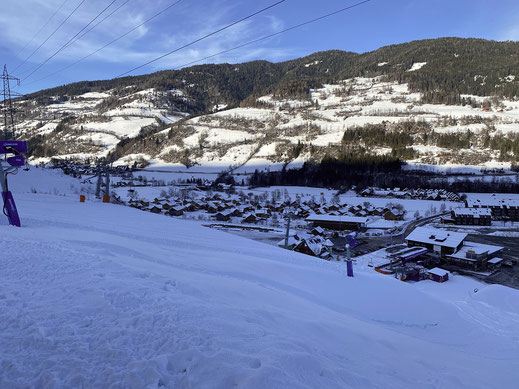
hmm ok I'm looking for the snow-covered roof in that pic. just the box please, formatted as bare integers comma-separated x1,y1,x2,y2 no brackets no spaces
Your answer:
323,239,334,247
428,267,448,277
453,208,491,217
312,226,325,234
449,242,504,260
465,198,519,208
406,227,467,248
367,220,405,229
488,257,504,264
306,214,368,224
277,236,300,247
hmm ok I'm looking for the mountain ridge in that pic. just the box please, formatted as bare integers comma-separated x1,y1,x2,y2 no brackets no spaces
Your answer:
10,37,519,170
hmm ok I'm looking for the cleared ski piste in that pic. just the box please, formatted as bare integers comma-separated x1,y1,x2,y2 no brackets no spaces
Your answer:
1,169,519,388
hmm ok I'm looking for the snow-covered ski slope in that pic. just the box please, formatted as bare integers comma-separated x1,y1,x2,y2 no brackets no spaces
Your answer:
1,170,519,388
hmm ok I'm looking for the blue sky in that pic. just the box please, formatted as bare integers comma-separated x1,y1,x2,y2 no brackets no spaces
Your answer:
1,0,519,94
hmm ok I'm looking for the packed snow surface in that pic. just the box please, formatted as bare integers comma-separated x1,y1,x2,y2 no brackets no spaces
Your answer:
1,169,519,388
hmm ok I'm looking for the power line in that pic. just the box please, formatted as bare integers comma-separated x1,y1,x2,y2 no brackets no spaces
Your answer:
13,0,68,64
116,0,288,78
23,0,185,87
62,0,130,52
22,0,119,81
175,0,371,70
23,0,369,91
14,0,88,73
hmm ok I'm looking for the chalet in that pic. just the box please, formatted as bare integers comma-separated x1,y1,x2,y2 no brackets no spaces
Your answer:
167,206,184,216
150,206,162,214
242,213,258,223
227,208,243,217
183,203,199,212
306,214,368,231
215,211,232,222
406,227,467,257
162,203,173,211
206,202,219,213
314,208,326,215
384,209,404,221
293,236,334,257
193,200,206,209
428,268,449,283
451,208,491,225
372,207,384,216
256,208,271,218
277,236,301,250
310,226,326,236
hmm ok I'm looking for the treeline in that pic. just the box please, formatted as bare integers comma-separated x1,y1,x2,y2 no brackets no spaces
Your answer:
343,123,413,148
248,154,519,193
249,154,403,189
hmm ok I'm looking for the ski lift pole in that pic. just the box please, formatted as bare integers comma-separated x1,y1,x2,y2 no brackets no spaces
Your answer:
105,169,110,197
95,170,102,198
346,244,354,277
284,211,291,249
103,169,111,203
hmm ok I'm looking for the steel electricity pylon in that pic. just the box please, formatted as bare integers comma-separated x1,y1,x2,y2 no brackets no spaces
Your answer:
2,65,22,140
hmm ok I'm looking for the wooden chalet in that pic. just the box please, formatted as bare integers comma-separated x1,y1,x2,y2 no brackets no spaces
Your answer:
150,206,162,214
215,211,232,222
242,213,258,223
167,206,184,216
162,203,173,210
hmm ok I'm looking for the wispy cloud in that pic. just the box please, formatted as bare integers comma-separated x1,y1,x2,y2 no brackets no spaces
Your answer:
0,0,292,79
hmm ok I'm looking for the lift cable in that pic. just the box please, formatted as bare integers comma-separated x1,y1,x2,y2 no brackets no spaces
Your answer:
23,0,185,87
22,0,119,81
14,0,88,73
115,0,287,78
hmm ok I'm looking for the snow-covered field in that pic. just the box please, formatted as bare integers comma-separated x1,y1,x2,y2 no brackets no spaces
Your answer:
0,169,518,387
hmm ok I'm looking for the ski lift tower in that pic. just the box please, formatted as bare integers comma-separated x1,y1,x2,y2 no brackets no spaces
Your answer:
1,65,28,227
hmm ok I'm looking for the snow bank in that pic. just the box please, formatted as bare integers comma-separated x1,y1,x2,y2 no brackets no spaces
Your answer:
0,170,518,388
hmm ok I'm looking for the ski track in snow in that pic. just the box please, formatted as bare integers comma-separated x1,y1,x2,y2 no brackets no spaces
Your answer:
1,178,519,387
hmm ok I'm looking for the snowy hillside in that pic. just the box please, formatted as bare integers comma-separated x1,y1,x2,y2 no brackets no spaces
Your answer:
15,75,519,173
1,169,519,387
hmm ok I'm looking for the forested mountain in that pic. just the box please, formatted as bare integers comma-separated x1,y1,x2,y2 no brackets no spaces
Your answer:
23,38,519,105
11,37,519,169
